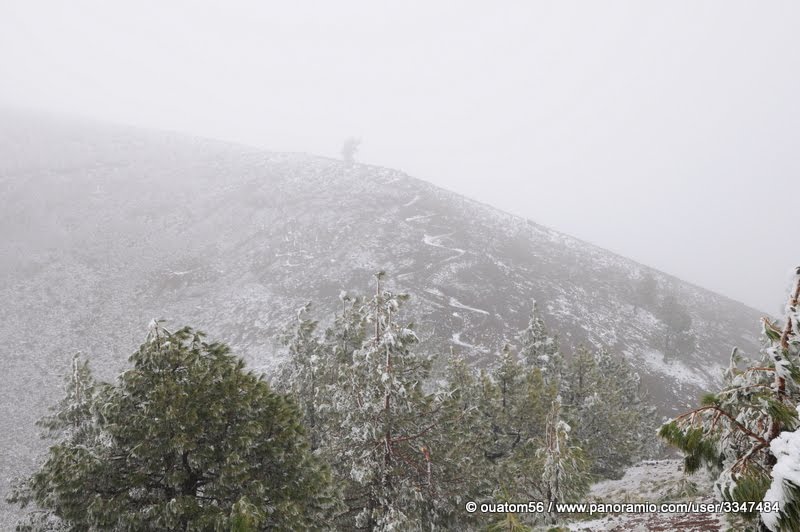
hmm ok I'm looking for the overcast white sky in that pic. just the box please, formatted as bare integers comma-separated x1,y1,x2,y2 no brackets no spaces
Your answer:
1,1,798,313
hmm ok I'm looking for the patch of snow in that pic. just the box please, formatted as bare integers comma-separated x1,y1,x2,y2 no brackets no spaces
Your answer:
638,349,711,389
591,460,687,501
567,460,726,532
448,297,490,316
451,332,489,353
402,194,420,207
762,405,800,531
424,288,445,298
422,233,466,259
404,213,436,222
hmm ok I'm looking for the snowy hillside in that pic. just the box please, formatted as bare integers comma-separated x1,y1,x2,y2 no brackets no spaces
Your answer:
0,111,764,526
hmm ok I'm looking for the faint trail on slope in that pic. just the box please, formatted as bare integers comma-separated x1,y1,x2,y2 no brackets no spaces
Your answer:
422,233,466,262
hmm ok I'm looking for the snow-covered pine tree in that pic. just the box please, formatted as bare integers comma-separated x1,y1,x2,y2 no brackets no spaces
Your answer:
516,300,562,383
562,346,655,478
277,302,326,450
660,268,800,531
8,322,336,531
38,354,98,442
320,273,464,530
324,290,368,367
419,348,508,530
561,346,596,408
538,398,590,525
484,344,529,464
484,391,588,530
478,344,564,527
7,354,98,531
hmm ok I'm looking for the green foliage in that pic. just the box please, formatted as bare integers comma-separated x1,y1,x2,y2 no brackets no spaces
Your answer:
562,347,656,478
8,324,335,531
659,271,800,531
700,393,719,406
765,398,800,431
486,510,532,532
658,423,719,474
538,399,592,517
772,480,800,532
661,477,701,500
228,497,264,532
725,470,771,520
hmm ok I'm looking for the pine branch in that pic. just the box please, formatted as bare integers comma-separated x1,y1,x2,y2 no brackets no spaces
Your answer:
743,367,776,374
392,418,444,445
674,405,769,446
717,384,774,396
730,442,769,475
779,273,800,351
767,274,800,442
392,446,425,475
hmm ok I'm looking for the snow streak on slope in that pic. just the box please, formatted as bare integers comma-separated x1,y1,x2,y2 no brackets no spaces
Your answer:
452,332,489,353
448,296,490,315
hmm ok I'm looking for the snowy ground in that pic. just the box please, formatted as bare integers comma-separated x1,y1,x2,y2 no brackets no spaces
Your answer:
565,460,730,532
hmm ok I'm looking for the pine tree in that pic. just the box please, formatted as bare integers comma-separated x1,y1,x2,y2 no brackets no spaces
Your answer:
273,290,657,529
516,300,562,383
276,303,326,450
538,398,591,524
325,291,369,367
479,344,566,528
39,354,98,442
483,345,529,465
561,346,596,408
341,137,361,163
8,322,336,531
301,273,469,530
660,268,800,531
7,355,98,531
632,271,658,316
659,294,695,360
563,346,655,478
427,349,496,529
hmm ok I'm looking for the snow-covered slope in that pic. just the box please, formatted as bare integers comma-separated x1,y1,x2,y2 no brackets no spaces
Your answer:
0,111,764,526
568,460,728,531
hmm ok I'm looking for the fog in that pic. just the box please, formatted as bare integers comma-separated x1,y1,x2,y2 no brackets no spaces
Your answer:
2,0,798,312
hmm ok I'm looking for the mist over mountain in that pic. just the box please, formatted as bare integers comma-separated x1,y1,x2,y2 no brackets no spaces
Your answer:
0,111,765,527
